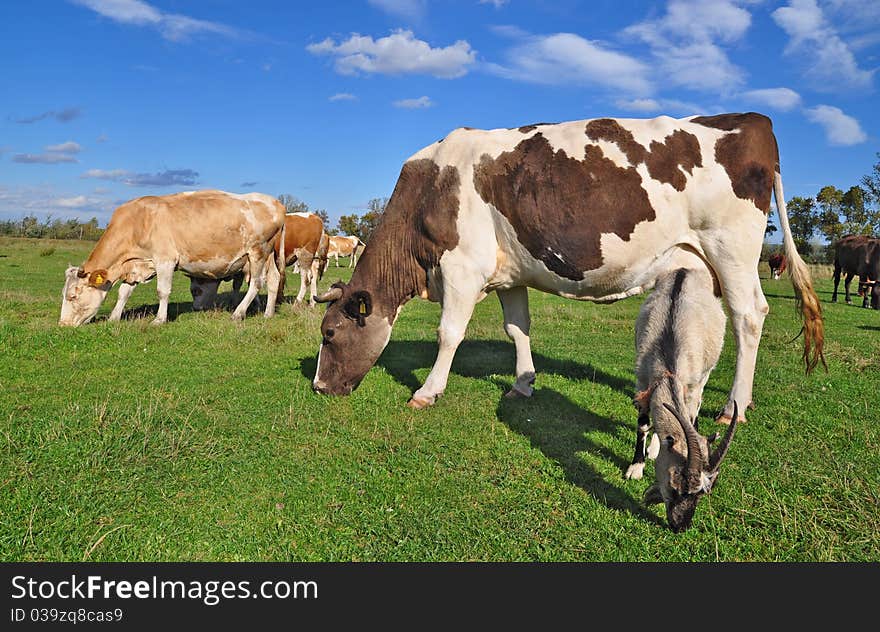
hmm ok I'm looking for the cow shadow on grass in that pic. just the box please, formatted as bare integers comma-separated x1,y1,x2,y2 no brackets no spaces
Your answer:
297,339,664,525
858,325,880,331
109,291,267,323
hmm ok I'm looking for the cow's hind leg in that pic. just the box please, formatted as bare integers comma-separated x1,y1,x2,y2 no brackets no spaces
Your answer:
408,275,485,409
844,272,855,304
497,286,536,398
715,270,768,424
108,282,136,321
263,258,280,318
152,262,176,325
232,253,266,321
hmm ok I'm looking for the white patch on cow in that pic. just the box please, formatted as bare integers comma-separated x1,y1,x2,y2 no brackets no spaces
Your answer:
290,212,313,218
314,343,323,385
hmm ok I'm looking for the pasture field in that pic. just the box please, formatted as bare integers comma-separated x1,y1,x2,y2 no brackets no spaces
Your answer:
1,237,878,561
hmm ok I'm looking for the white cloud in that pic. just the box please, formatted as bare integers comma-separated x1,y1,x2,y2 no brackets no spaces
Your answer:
624,0,753,94
367,0,426,20
55,195,92,208
480,0,509,7
307,30,476,79
13,153,78,164
614,97,705,115
329,93,357,102
81,167,200,187
741,87,802,111
616,98,662,113
772,0,873,89
46,141,82,153
804,105,867,145
488,32,652,95
71,0,237,41
393,96,434,109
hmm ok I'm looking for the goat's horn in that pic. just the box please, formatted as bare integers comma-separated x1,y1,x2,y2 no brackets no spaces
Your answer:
314,287,343,303
663,402,704,494
708,401,738,472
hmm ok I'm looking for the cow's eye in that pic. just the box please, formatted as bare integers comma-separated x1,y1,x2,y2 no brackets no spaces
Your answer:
325,328,335,339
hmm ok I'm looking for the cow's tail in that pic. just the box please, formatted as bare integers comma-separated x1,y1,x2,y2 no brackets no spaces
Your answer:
276,216,287,300
774,171,826,373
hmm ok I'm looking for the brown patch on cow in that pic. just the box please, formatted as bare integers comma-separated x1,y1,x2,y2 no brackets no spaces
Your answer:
352,159,461,315
645,130,702,192
517,123,553,134
585,119,647,165
692,113,778,213
473,133,655,279
585,119,702,191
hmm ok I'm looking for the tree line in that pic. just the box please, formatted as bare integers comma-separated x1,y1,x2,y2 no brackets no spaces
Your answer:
771,152,880,263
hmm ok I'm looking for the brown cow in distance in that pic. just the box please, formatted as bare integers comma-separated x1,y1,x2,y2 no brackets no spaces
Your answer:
276,212,327,305
768,253,786,280
832,234,880,309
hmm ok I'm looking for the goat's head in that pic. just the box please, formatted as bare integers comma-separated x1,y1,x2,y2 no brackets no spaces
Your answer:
644,401,738,533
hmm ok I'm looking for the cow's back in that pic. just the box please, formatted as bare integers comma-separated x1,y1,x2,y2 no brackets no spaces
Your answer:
399,113,777,298
278,213,324,261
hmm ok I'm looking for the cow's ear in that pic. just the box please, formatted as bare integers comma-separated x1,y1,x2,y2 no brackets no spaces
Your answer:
344,290,372,325
88,269,111,289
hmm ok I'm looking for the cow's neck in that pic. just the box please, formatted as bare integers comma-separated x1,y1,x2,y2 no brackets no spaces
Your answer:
82,227,132,281
350,240,426,321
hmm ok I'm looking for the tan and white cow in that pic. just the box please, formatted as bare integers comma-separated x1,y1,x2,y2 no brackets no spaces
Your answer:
327,235,365,268
60,190,286,326
313,113,825,424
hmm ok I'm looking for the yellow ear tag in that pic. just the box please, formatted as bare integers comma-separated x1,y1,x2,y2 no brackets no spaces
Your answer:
359,301,366,314
93,274,104,285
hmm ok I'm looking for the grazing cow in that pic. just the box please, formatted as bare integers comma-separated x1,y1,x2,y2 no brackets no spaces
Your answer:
191,213,328,307
327,235,366,268
624,267,735,532
313,113,825,425
60,190,285,326
831,234,880,309
277,213,327,305
768,253,786,280
189,272,245,311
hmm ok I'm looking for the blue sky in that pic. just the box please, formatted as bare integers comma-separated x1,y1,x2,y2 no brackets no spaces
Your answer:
1,0,878,229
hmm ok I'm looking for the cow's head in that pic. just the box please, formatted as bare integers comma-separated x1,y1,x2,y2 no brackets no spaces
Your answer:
59,266,112,326
190,277,221,311
644,400,738,533
312,281,395,395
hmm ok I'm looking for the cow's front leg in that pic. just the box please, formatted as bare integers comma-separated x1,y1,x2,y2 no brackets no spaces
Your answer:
408,277,484,409
497,286,536,398
108,282,136,321
152,262,176,325
625,412,655,480
844,273,854,304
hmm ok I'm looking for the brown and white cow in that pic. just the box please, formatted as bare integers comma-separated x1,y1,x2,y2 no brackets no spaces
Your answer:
313,113,825,424
768,253,787,280
831,234,880,309
60,190,286,326
276,212,327,305
327,235,365,268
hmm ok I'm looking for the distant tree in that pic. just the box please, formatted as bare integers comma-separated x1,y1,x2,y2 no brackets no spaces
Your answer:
764,220,778,237
787,196,819,256
335,197,389,242
277,194,309,214
815,185,844,244
860,152,880,207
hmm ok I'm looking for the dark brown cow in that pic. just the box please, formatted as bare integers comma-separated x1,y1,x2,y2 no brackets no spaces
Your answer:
832,234,880,309
312,113,825,425
768,253,787,280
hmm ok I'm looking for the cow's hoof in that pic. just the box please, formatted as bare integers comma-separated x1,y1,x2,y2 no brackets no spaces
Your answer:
406,396,435,409
715,413,747,425
504,384,534,398
624,463,645,480
150,318,166,326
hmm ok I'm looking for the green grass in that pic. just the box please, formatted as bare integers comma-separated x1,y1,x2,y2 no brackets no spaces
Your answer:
1,237,878,561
